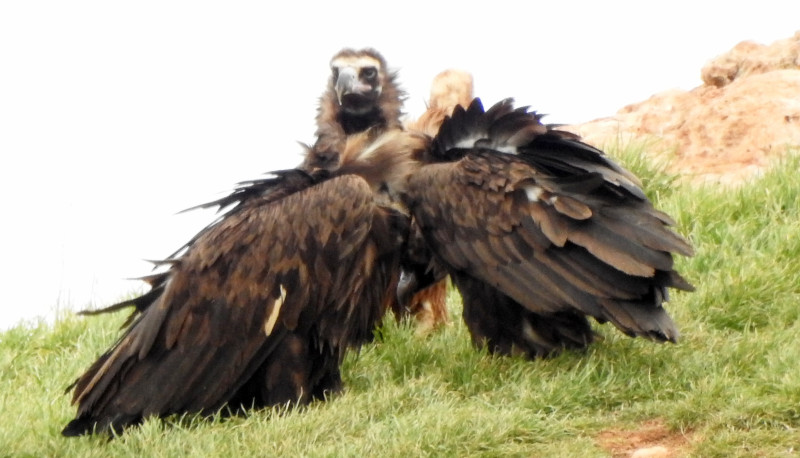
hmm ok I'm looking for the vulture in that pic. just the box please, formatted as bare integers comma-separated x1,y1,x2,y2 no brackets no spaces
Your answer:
62,49,693,436
304,47,453,333
400,98,694,358
62,130,427,437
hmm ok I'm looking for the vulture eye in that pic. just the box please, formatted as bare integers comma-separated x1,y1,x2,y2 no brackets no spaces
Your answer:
361,67,378,79
331,67,339,80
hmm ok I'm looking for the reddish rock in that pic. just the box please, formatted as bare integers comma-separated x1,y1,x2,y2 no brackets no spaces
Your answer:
567,32,800,185
701,31,800,87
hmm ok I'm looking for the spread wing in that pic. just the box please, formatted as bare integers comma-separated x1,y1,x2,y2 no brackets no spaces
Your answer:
406,99,693,354
80,168,320,322
64,174,400,436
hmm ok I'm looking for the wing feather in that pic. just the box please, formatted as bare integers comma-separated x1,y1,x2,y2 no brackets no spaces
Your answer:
64,174,395,436
407,98,693,351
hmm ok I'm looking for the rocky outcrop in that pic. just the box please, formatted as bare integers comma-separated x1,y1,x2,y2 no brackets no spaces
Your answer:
701,32,800,87
567,31,800,185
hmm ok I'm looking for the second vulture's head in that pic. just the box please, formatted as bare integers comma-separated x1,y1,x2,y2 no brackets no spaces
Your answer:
329,48,388,116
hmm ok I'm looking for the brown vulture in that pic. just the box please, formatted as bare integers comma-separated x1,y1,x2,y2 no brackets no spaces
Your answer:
62,130,427,436
62,50,693,436
304,48,453,333
400,98,694,358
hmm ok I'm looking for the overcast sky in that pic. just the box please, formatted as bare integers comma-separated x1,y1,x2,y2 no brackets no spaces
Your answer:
1,1,797,329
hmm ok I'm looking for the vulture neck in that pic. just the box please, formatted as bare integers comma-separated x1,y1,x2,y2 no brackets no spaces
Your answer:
337,129,427,196
337,108,386,135
317,77,404,137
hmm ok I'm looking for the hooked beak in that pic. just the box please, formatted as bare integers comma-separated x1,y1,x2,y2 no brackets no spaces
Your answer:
397,269,420,311
335,67,370,105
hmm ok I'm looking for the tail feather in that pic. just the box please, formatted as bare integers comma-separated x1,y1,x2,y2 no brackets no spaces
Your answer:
61,413,140,437
600,296,679,342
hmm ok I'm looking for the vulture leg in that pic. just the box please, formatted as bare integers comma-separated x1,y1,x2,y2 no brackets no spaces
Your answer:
454,272,595,358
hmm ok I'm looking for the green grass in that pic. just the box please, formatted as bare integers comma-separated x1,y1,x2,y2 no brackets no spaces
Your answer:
3,147,800,456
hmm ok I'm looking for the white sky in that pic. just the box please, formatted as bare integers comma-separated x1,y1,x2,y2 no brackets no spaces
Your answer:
1,1,797,329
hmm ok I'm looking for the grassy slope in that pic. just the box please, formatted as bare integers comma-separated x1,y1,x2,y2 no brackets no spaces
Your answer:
1,147,799,457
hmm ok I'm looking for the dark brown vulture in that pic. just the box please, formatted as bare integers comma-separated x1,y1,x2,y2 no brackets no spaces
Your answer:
401,98,694,358
62,49,693,435
305,48,453,333
62,130,427,436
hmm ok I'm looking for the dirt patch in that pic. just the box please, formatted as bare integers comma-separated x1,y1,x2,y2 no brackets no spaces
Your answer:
596,419,694,458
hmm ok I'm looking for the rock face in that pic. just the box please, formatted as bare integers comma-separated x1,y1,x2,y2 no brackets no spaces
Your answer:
701,32,800,87
567,31,800,185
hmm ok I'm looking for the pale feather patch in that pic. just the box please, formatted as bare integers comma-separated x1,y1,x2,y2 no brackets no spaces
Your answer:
474,139,520,155
552,195,593,220
346,129,425,165
523,185,544,202
264,284,287,336
356,131,397,160
453,135,485,150
421,300,432,312
330,56,382,72
521,320,550,348
492,144,519,155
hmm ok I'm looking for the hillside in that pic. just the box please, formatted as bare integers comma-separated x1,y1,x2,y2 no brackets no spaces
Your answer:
2,147,799,456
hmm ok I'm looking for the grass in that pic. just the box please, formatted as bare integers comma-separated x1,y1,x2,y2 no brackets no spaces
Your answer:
2,146,800,456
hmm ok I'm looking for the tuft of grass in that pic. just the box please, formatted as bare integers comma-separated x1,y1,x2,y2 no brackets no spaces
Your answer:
2,147,800,456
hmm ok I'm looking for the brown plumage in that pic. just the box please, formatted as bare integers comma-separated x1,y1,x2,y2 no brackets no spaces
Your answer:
62,130,426,437
407,68,475,136
402,98,694,358
303,48,404,171
307,49,466,334
62,50,693,435
400,69,475,334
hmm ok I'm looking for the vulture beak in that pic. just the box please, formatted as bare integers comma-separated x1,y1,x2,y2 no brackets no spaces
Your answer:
396,269,420,311
397,265,440,310
335,67,371,105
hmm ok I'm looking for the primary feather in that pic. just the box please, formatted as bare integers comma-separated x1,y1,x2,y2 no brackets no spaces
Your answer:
404,98,693,357
62,136,419,437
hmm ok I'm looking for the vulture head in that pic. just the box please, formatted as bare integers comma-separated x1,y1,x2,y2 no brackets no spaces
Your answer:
329,49,386,116
317,48,403,135
308,48,405,171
